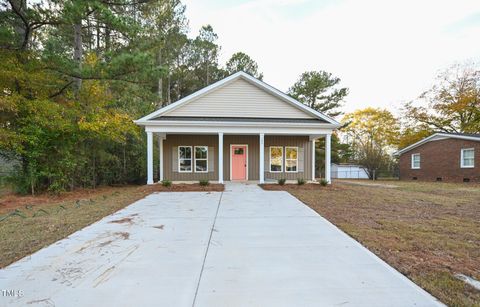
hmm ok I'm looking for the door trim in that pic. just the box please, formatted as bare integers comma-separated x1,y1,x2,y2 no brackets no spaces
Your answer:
230,144,249,181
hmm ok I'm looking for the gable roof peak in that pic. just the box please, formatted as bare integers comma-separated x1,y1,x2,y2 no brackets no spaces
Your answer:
135,71,340,126
395,132,480,156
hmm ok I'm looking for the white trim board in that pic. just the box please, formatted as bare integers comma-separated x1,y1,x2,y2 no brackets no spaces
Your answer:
136,71,340,126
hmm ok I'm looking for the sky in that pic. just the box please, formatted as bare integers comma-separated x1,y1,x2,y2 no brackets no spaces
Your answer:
182,0,480,117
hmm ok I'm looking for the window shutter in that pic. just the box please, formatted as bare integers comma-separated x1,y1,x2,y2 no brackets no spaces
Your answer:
298,146,304,172
208,146,215,172
172,146,178,172
264,147,269,172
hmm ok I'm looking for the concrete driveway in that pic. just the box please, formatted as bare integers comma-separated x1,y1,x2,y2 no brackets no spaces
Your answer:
1,183,442,307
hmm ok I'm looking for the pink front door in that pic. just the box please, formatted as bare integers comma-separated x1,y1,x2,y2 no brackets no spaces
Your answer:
231,145,247,180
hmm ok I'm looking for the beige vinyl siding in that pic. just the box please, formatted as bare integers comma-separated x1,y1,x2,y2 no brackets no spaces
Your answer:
264,136,312,181
163,135,218,181
164,79,314,119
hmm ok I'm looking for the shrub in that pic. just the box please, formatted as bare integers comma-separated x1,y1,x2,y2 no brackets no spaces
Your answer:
199,179,210,186
161,179,172,187
320,179,328,186
297,178,306,185
278,178,286,185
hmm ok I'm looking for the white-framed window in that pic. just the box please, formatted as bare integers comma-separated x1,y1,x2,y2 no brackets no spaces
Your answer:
461,148,475,168
178,146,192,172
411,153,421,169
194,146,208,173
285,146,298,173
270,146,283,172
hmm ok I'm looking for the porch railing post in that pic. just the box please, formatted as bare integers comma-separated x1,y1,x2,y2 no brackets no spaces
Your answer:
325,134,331,184
147,131,154,185
259,133,264,183
218,132,224,184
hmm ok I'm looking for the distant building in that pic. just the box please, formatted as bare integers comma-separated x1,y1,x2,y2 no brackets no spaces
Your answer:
395,133,479,182
331,163,369,179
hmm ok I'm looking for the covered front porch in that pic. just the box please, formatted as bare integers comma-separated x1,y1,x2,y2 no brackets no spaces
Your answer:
145,130,332,185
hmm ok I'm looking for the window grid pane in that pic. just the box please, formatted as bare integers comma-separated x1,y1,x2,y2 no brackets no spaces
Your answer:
462,149,474,167
179,146,192,172
412,154,420,168
195,146,207,159
270,147,283,172
285,147,298,172
194,146,208,172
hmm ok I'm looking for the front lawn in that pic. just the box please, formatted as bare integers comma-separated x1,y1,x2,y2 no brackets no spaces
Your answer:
263,180,480,307
0,183,223,268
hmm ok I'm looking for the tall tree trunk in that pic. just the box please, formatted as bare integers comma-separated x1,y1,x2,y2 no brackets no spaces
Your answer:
92,149,96,189
73,22,83,95
123,142,127,182
105,25,111,59
10,0,29,50
206,61,209,85
96,19,100,53
158,50,164,107
167,72,171,104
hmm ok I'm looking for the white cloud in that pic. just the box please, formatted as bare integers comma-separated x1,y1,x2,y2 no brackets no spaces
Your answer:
183,0,480,117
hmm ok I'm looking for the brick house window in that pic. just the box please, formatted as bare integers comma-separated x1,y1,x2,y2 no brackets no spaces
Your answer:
461,148,474,168
411,153,420,169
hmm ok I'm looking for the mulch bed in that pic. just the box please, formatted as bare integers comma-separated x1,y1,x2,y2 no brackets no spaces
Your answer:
150,183,225,192
259,183,342,191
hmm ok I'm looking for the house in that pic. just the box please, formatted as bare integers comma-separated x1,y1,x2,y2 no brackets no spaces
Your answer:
134,72,340,184
395,132,479,182
331,163,369,179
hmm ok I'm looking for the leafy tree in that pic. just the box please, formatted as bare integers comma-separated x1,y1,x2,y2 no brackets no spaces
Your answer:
225,52,263,79
191,25,221,86
397,125,432,149
342,108,399,179
404,63,480,133
289,71,348,117
315,134,353,178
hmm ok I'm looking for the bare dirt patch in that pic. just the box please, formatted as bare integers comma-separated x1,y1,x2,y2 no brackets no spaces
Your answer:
281,180,480,307
109,217,134,225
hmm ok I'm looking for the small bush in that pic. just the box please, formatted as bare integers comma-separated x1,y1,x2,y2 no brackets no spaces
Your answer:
320,179,328,186
278,178,286,185
297,178,306,185
199,179,209,186
161,179,172,187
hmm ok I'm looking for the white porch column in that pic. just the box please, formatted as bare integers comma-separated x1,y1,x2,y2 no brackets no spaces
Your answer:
158,135,164,182
146,131,154,185
325,134,332,184
259,133,265,183
218,132,224,183
311,138,316,181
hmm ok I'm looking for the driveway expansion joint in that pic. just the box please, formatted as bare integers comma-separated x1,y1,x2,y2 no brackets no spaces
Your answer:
191,191,223,307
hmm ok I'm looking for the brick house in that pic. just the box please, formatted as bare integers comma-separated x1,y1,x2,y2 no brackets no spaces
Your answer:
395,133,479,182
